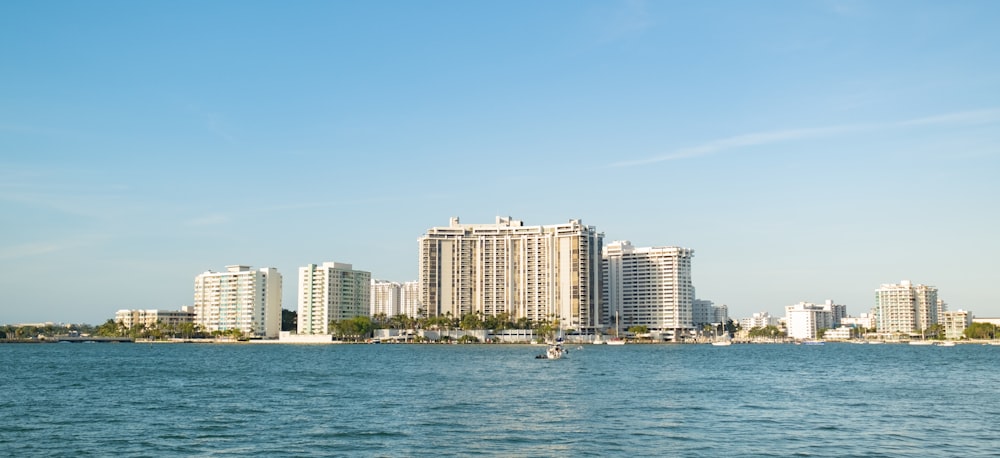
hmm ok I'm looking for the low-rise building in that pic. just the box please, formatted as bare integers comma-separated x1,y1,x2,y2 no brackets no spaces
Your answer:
940,310,972,340
741,311,779,330
115,307,195,329
785,300,845,340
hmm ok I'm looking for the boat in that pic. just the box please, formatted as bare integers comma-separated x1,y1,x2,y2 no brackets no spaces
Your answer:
802,340,825,346
536,338,567,359
710,322,731,346
607,311,626,345
908,340,934,346
936,341,956,347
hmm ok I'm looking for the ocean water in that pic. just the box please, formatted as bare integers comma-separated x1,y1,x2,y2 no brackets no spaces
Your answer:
1,342,999,457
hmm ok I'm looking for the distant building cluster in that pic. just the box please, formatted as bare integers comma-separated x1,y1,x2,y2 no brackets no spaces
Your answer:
106,216,985,341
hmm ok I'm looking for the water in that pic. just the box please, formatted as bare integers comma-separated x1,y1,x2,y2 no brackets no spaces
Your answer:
2,342,999,457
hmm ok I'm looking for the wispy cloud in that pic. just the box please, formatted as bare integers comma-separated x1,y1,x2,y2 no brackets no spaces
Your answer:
596,0,653,42
611,108,1000,167
0,242,62,260
0,235,106,260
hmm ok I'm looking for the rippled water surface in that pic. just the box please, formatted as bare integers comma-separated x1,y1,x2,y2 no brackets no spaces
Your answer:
2,342,999,456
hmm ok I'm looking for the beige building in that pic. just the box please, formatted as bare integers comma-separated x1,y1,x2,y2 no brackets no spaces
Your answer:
940,310,972,340
115,307,194,329
298,262,371,335
193,265,282,338
419,216,603,331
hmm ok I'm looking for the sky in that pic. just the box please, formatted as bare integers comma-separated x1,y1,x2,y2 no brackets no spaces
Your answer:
2,0,999,325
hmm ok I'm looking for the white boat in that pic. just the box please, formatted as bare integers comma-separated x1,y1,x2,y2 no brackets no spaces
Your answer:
607,311,626,345
536,339,567,359
936,341,956,347
710,322,731,346
908,340,934,346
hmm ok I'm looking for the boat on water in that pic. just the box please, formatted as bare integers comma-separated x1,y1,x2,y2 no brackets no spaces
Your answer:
606,311,626,345
709,322,731,346
936,341,956,347
802,340,825,346
536,339,567,359
908,340,935,346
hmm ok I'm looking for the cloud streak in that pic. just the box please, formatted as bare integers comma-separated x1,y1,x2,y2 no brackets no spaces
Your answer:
611,108,1000,167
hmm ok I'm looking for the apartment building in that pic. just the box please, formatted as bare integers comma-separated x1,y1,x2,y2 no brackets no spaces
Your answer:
371,280,401,317
874,280,938,334
193,265,282,338
297,262,371,335
400,281,421,318
115,307,194,329
419,216,603,332
939,309,972,340
602,240,695,338
784,300,844,340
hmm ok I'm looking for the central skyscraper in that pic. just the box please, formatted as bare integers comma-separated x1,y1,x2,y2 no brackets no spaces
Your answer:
419,216,603,331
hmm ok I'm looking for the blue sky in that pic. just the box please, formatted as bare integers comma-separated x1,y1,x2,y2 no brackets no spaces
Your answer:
2,0,999,324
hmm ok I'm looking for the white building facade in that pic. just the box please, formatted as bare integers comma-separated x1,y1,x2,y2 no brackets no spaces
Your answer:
298,262,371,335
400,281,422,318
784,301,843,340
602,240,695,337
371,280,401,317
193,265,282,338
419,216,603,332
874,280,938,334
741,311,779,330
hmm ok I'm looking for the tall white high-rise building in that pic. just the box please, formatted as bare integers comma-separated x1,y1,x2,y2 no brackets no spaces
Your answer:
297,262,371,335
400,281,422,318
602,240,695,336
371,280,401,317
193,265,282,338
419,216,603,331
874,280,938,334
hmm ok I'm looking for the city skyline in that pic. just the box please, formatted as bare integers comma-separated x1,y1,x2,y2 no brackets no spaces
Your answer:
2,1,999,324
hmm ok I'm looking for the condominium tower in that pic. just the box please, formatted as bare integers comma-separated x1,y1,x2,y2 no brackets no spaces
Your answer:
874,280,938,334
784,300,843,340
193,265,282,338
400,281,421,318
371,280,401,317
298,262,371,335
602,240,694,338
418,216,603,331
